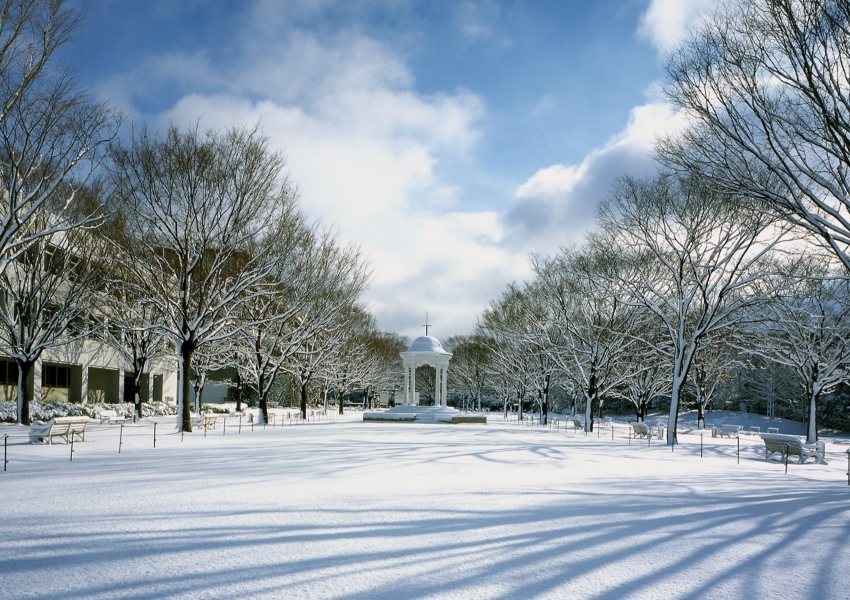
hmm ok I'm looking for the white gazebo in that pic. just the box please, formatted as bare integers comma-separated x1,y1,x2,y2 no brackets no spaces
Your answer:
399,336,452,406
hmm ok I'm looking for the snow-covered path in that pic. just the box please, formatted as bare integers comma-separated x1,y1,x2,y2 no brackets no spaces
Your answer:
1,417,848,599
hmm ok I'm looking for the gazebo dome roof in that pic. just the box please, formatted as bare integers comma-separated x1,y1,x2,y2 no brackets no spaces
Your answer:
406,335,450,354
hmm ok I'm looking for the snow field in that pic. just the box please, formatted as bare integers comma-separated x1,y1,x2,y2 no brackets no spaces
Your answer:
1,416,848,599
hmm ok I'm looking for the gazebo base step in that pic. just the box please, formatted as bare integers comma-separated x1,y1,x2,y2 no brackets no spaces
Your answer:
363,405,486,424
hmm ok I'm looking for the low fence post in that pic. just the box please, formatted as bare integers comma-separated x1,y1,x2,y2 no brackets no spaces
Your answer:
846,449,849,485
119,423,123,453
153,422,157,448
4,434,7,471
70,436,74,461
223,419,226,436
785,444,789,474
239,416,242,434
700,433,703,458
737,437,740,464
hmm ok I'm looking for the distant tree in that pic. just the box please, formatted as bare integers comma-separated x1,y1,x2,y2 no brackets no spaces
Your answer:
109,124,293,432
446,334,491,412
479,285,535,420
97,283,171,420
744,256,850,442
686,336,738,427
530,245,642,432
596,173,787,445
362,331,407,408
0,209,107,424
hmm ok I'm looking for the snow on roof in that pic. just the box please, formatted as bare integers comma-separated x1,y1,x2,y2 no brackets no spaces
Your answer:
406,335,450,354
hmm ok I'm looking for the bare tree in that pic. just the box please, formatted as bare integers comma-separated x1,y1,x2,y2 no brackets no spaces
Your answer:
687,336,738,428
661,0,850,273
234,215,367,424
530,246,642,432
361,331,407,408
0,210,107,424
597,173,787,445
479,285,536,420
0,0,120,272
744,255,850,442
320,308,380,413
97,285,171,420
446,334,491,412
109,124,293,432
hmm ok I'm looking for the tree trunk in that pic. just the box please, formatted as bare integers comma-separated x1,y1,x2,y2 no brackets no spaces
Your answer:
806,392,818,443
517,392,523,421
697,402,705,429
197,375,205,413
259,373,268,425
300,381,308,420
180,343,193,433
541,374,549,425
17,360,35,426
133,374,141,422
235,369,243,413
667,382,682,446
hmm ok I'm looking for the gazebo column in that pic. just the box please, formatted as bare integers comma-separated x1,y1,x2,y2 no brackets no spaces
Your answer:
402,364,409,406
411,364,417,405
434,367,440,406
441,364,448,407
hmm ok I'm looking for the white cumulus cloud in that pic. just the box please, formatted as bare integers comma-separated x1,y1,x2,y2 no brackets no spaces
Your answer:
503,102,687,253
637,0,719,54
136,22,525,339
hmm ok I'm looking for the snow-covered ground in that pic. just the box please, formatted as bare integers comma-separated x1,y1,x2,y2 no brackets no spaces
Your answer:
1,413,849,599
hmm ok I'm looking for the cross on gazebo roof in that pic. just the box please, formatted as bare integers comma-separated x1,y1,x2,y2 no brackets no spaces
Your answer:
422,312,431,336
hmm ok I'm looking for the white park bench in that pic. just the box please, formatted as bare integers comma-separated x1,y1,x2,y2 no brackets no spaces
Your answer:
190,414,217,431
95,408,129,424
29,417,89,444
632,422,657,439
715,424,743,438
566,417,583,431
760,433,825,464
748,426,761,436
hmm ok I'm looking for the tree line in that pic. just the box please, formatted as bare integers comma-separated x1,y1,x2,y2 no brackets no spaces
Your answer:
0,0,406,430
449,0,850,445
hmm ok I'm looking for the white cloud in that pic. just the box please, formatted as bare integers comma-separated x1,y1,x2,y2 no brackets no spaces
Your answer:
516,164,587,200
504,102,687,252
637,0,719,54
141,25,524,339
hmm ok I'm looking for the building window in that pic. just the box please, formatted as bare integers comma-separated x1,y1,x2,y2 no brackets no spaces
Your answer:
0,360,18,385
43,365,71,388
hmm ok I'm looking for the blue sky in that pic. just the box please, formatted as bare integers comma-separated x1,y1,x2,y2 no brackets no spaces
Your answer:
63,0,714,339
